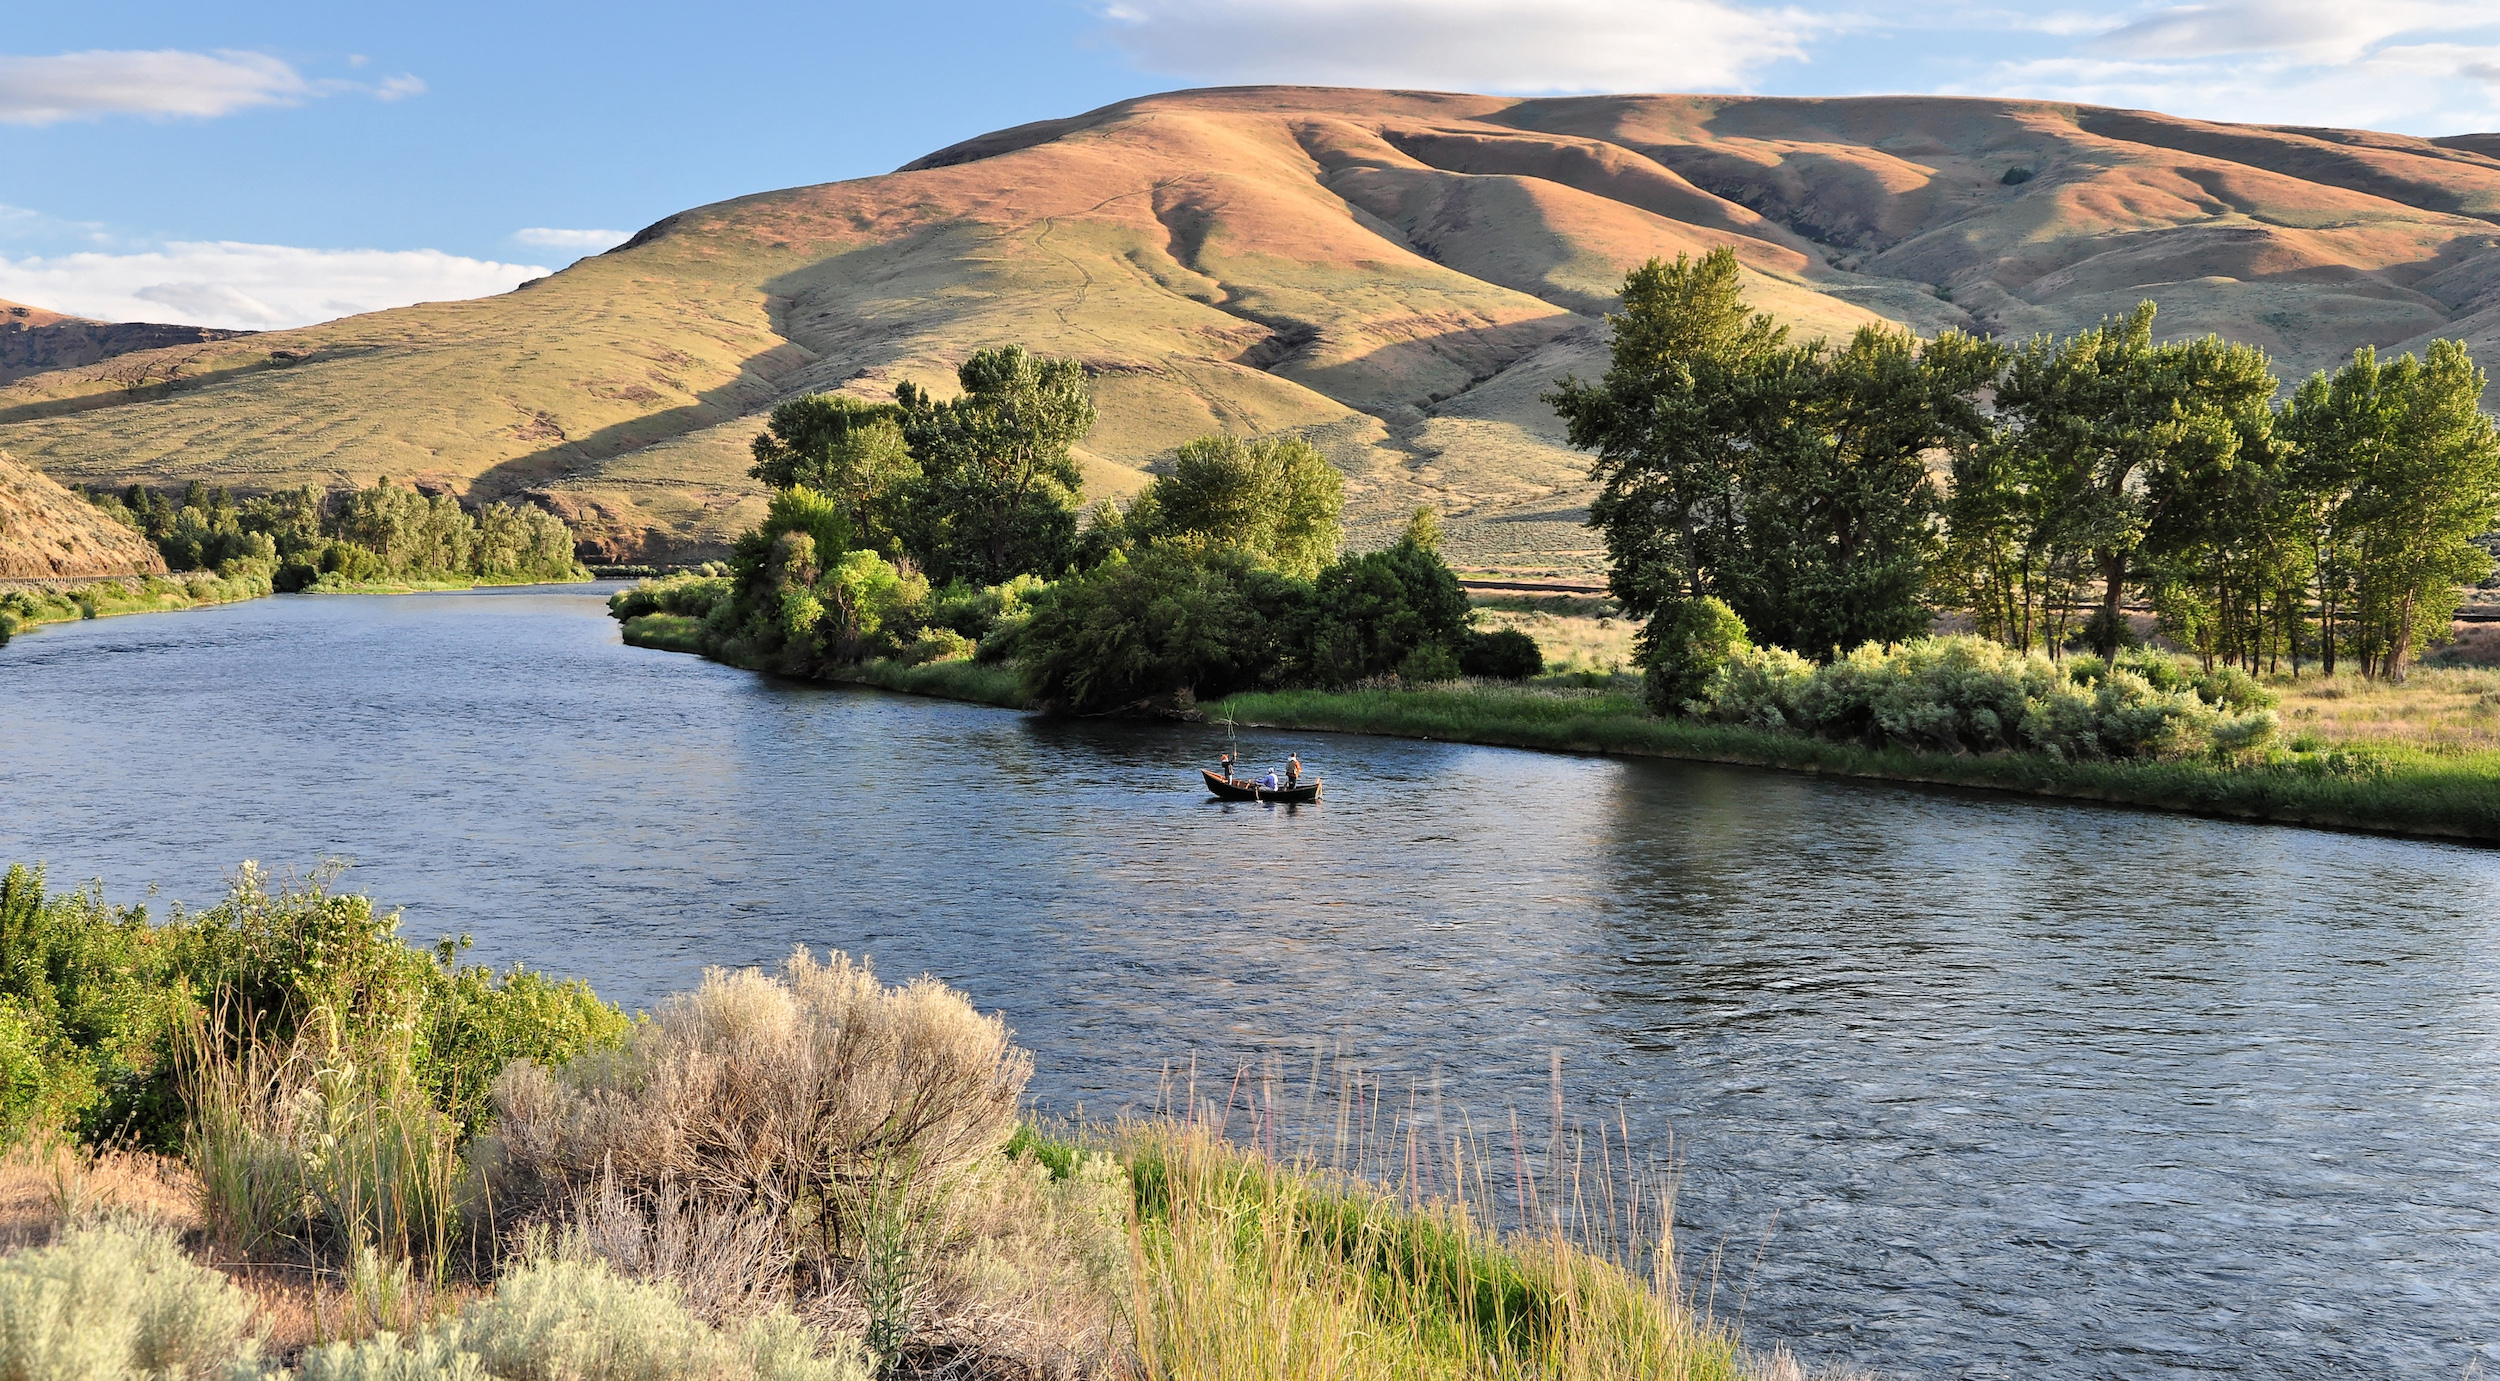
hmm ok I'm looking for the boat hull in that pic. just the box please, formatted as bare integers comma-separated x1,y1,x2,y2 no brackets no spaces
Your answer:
1202,768,1320,803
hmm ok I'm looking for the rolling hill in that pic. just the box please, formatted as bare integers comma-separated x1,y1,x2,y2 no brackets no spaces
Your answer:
6,87,2500,566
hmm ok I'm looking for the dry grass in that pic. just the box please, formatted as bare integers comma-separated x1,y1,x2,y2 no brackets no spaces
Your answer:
0,1140,199,1251
2271,664,2500,755
20,91,2490,560
1469,592,1640,676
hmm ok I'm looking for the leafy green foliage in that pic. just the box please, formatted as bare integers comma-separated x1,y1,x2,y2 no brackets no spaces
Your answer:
0,862,624,1150
748,395,917,555
1554,248,1999,655
91,478,582,588
895,347,1095,586
1685,635,2278,761
1122,435,1345,580
1638,596,1750,715
1309,538,1473,684
1459,628,1545,680
1018,546,1315,711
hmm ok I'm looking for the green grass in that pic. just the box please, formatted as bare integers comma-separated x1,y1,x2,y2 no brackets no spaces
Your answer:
619,612,710,654
0,569,274,641
1209,682,2500,843
302,570,591,595
836,657,1030,708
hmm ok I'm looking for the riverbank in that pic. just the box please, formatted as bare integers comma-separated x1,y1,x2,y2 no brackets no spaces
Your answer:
0,862,1766,1381
608,580,2500,842
1209,682,2500,843
0,571,595,645
0,568,274,642
620,611,1027,707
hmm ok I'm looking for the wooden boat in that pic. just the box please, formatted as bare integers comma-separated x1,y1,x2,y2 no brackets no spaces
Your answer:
1202,768,1321,804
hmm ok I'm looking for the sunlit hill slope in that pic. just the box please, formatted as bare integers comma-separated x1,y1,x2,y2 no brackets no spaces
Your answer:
7,88,2500,564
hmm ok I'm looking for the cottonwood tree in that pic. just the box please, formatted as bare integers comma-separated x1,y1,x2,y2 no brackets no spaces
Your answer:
1988,303,2278,659
1122,434,1344,579
2280,342,2500,680
747,394,917,553
1552,247,1999,657
895,347,1096,585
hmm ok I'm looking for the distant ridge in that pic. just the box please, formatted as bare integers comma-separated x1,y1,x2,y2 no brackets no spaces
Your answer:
9,89,2500,564
0,299,250,386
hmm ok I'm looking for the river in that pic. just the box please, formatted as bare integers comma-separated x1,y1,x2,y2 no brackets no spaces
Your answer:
3,585,2495,1378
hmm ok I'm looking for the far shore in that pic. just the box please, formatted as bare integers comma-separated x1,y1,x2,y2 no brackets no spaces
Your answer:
615,616,2500,846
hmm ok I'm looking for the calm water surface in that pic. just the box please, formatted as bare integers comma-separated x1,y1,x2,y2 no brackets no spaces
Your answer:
4,586,2496,1378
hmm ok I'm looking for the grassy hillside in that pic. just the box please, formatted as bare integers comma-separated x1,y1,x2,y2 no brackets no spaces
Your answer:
8,89,2500,564
0,451,166,578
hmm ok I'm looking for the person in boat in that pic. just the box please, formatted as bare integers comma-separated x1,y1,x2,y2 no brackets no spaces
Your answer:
1219,751,1235,783
1286,754,1302,789
1261,768,1280,791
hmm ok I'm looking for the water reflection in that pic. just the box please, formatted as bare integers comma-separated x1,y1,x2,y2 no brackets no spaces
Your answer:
2,587,2495,1378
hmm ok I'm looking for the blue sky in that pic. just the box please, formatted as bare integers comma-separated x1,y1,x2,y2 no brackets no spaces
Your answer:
8,0,2500,329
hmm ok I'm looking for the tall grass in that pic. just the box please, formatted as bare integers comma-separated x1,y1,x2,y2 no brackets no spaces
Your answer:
1116,1049,1757,1381
183,1003,465,1277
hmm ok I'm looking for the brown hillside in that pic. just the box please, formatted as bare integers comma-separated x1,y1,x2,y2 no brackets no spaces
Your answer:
0,451,168,578
0,299,249,386
8,89,2500,565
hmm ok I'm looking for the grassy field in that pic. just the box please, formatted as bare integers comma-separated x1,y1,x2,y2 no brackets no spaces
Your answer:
1209,680,2500,843
1469,590,1640,675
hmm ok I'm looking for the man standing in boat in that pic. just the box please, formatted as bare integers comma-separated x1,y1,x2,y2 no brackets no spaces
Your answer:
1219,750,1236,784
1287,754,1302,790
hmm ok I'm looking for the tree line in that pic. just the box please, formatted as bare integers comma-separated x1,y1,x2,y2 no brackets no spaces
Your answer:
631,347,1542,710
92,477,584,590
1553,248,2500,683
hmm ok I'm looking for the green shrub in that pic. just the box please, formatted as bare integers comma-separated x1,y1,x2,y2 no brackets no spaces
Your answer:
901,627,977,665
1397,641,1462,684
608,573,733,622
1460,628,1544,680
1689,634,2237,761
0,1221,261,1380
1308,539,1470,684
298,1256,867,1381
1018,546,1314,711
0,862,623,1152
1639,597,1750,715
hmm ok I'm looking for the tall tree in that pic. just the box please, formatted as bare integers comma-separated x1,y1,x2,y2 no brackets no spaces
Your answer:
1990,303,2277,658
1124,434,1344,579
1725,324,2003,656
748,394,916,553
895,347,1096,585
1552,249,2000,656
1549,248,1789,622
2346,341,2500,679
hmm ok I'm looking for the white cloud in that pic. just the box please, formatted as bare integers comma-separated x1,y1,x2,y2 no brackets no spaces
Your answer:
514,227,632,251
0,242,551,330
2086,1,2497,62
0,49,427,125
0,50,308,124
1933,1,2500,131
1098,0,1816,93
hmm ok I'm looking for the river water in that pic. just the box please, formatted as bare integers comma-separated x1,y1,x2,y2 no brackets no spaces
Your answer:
3,586,2495,1378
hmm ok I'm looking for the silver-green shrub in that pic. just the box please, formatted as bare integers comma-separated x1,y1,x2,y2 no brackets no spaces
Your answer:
0,1221,261,1380
292,1256,866,1381
1692,634,2271,761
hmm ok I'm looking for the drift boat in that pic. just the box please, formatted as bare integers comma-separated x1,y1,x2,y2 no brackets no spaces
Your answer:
1202,769,1321,804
